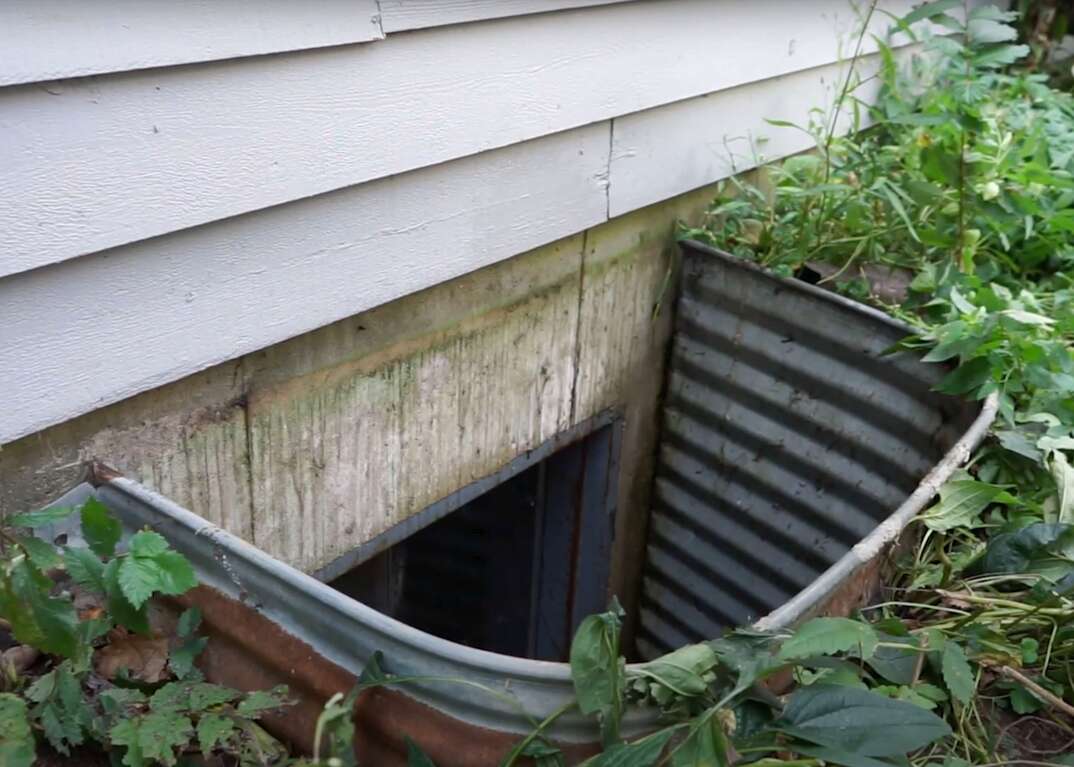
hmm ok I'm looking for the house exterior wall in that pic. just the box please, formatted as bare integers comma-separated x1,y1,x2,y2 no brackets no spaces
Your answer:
2,185,719,627
0,0,939,447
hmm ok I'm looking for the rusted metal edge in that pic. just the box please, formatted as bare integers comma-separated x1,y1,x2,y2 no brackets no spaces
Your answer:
91,476,651,745
47,247,997,755
753,387,998,631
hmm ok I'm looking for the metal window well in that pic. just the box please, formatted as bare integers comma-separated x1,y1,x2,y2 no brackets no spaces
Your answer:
37,242,995,766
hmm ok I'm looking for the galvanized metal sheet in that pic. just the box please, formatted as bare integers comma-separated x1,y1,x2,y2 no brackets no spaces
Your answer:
33,246,995,760
636,242,991,659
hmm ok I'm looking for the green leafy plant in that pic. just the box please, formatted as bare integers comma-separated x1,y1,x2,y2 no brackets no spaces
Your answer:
0,497,292,765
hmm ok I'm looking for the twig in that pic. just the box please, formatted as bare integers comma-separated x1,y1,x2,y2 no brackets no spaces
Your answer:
990,664,1074,720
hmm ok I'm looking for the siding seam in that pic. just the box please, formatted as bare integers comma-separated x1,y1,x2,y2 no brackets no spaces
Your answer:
371,0,386,38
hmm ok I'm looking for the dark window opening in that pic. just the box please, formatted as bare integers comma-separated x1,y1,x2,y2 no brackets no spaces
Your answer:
329,421,619,661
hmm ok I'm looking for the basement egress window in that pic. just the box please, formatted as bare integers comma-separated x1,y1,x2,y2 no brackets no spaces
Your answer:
326,418,621,662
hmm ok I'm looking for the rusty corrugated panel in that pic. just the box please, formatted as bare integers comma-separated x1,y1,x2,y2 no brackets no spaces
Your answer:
32,245,996,764
636,241,993,659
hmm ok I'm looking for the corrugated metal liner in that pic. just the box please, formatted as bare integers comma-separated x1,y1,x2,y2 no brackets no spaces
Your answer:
31,245,996,763
636,241,994,659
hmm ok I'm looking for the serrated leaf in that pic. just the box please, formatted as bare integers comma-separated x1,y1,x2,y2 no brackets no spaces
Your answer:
169,636,208,681
100,688,148,716
150,550,197,596
118,557,160,609
177,607,202,639
110,719,146,767
136,711,193,766
0,694,35,767
16,536,62,572
80,498,121,558
5,506,76,529
779,618,878,661
187,683,241,711
197,713,235,756
776,685,951,757
63,547,106,592
129,530,169,558
236,686,289,716
922,478,1014,531
103,559,149,635
941,643,974,705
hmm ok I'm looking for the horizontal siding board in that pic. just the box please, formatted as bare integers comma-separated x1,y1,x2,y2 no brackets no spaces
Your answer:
0,125,610,445
0,0,925,280
379,0,634,32
608,55,886,217
0,0,383,87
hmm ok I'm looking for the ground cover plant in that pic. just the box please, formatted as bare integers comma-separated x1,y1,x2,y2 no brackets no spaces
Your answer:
0,498,291,766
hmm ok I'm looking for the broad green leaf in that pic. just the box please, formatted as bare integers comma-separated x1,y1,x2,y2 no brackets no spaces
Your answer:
935,357,992,396
0,694,35,767
1002,309,1054,327
5,506,76,529
149,550,197,596
900,0,962,27
671,714,729,767
406,737,439,767
187,683,240,711
922,478,1015,532
4,559,79,657
864,633,920,685
778,618,878,661
970,522,1074,579
196,713,234,756
996,429,1043,462
118,556,161,609
177,607,202,638
967,17,1018,44
80,498,121,558
63,547,106,592
790,743,902,767
169,636,208,681
100,688,147,716
16,535,62,572
1049,451,1074,524
129,530,170,558
775,684,951,757
236,686,289,716
941,642,974,705
111,711,192,767
586,729,674,767
631,643,716,701
708,634,783,695
104,559,149,635
570,604,624,747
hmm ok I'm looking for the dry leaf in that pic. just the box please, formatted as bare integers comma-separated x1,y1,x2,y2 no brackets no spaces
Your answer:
95,629,169,683
1,646,39,675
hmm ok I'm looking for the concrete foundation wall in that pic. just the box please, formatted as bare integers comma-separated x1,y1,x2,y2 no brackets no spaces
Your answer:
1,183,721,608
